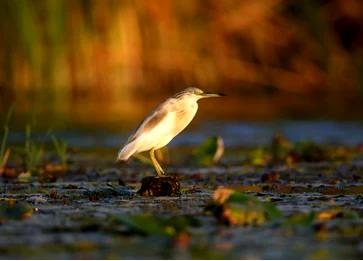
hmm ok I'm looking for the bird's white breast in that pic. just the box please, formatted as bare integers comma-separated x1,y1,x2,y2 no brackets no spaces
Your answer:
131,97,199,152
172,101,198,134
151,100,198,149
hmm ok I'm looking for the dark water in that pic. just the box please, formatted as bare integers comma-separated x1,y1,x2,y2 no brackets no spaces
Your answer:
8,120,363,148
2,120,363,259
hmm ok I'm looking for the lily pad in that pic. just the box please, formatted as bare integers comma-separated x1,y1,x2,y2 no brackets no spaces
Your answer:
0,200,33,223
287,141,326,163
193,136,224,166
112,215,200,236
208,187,282,226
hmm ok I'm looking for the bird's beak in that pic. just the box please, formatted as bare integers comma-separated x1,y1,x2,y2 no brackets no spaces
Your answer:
200,92,226,98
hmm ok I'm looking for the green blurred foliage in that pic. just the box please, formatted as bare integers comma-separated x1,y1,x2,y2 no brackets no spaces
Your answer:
113,214,200,236
0,200,33,223
209,188,282,226
193,136,224,166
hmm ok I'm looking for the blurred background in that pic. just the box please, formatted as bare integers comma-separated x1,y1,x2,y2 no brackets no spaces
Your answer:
0,0,363,130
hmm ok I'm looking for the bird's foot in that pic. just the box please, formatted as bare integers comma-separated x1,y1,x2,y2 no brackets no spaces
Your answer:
156,172,167,178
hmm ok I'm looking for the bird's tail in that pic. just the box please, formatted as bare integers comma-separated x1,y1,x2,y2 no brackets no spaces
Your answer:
117,141,137,162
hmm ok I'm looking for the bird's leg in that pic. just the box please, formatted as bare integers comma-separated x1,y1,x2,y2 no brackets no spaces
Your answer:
150,148,166,177
155,159,166,176
152,149,166,177
153,150,166,175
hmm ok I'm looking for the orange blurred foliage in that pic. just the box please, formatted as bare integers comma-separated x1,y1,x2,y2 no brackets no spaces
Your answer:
0,0,362,123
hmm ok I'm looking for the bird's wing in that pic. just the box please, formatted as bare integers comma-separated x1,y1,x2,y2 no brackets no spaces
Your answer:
127,99,174,143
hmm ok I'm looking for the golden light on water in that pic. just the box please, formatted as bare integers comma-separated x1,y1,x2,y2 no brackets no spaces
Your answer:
0,0,363,126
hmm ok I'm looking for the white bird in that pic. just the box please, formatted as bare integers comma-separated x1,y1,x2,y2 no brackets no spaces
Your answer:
117,87,224,177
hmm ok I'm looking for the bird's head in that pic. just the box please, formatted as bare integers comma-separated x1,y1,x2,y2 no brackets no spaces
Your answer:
181,87,225,100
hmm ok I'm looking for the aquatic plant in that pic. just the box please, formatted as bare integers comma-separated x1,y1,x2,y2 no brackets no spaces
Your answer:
22,123,43,173
193,136,224,166
0,106,14,171
51,134,68,167
0,200,33,223
113,214,200,237
0,128,10,171
208,187,282,226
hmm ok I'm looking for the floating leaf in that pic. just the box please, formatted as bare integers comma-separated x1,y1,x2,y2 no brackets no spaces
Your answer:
267,135,328,164
17,171,32,183
270,132,292,163
194,136,224,166
209,187,282,226
316,208,359,222
284,212,315,227
113,215,200,236
248,147,268,166
0,200,33,223
289,141,326,162
44,163,65,173
283,208,359,228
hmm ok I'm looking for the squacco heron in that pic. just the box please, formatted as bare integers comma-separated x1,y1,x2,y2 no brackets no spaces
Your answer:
117,87,224,177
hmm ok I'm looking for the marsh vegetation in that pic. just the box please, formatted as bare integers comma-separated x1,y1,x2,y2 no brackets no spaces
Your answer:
1,118,363,259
